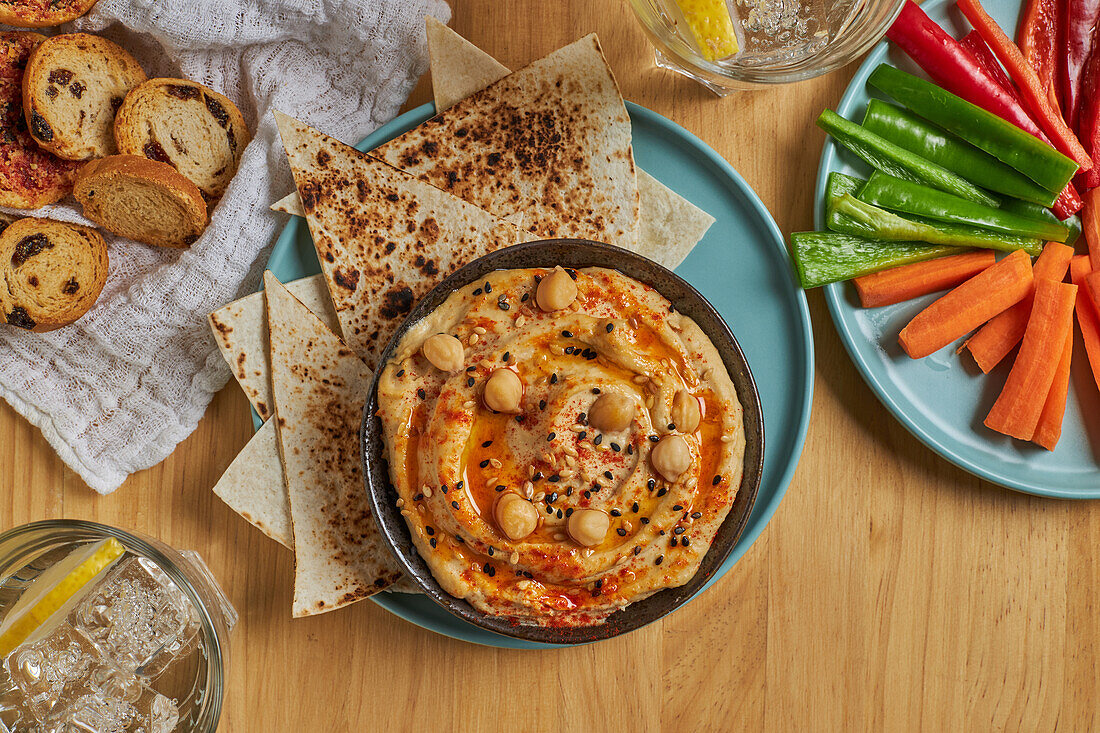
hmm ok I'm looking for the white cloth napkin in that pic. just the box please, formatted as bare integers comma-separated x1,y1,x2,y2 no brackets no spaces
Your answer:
0,0,449,493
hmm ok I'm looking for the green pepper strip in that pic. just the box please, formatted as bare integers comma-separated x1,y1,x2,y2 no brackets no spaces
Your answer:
857,172,1070,242
789,231,961,289
867,64,1078,194
817,109,1000,207
861,99,1058,207
998,198,1083,245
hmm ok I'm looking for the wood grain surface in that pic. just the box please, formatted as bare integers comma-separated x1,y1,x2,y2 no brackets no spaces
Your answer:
3,1,1098,730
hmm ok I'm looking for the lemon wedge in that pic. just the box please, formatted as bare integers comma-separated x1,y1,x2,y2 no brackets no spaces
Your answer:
0,537,125,657
675,0,740,61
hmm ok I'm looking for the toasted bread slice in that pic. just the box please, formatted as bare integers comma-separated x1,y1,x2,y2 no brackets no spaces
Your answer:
0,0,99,28
0,216,107,332
0,32,82,208
114,78,249,202
22,33,146,161
74,155,207,248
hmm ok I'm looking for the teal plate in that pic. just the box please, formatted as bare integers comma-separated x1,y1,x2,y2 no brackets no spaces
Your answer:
817,0,1100,497
265,101,814,646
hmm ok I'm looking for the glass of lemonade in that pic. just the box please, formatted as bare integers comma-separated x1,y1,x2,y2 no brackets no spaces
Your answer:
627,0,905,92
0,521,235,733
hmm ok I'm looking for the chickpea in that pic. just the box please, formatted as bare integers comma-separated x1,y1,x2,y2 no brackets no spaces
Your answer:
650,435,691,482
567,508,609,547
494,493,538,541
420,333,464,372
484,368,523,413
536,266,578,311
588,392,634,432
671,389,701,433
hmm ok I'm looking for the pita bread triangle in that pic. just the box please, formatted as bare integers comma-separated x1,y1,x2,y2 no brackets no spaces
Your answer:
426,15,509,112
372,34,641,249
212,418,293,549
274,112,531,368
265,271,402,617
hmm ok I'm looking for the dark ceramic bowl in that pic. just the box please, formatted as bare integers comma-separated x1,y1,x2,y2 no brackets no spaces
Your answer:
361,239,764,644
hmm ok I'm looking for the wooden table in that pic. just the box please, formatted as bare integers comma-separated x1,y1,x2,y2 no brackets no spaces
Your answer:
4,1,1099,730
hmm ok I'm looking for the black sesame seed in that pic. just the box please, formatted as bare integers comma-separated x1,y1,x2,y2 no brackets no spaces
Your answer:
592,482,602,491
565,507,574,517
548,475,560,483
655,555,664,565
606,323,614,332
414,493,424,501
539,399,547,410
499,301,510,310
712,475,722,485
473,288,483,296
659,530,666,536
488,565,496,577
533,472,544,481
631,502,639,513
578,412,587,423
691,511,702,519
670,537,678,547
593,434,603,445
566,268,578,280
479,459,490,468
551,373,559,384
524,570,534,578
647,478,656,490
545,505,554,514
594,579,603,589
482,440,493,447
467,377,475,387
561,330,573,338
484,282,492,293
627,445,634,455
683,537,691,546
641,517,650,525
610,443,621,452
396,369,405,377
430,538,437,548
488,546,494,556
502,352,510,362
583,490,592,500
673,504,683,511
521,292,530,302
556,509,563,519
456,481,464,490
674,526,685,535
456,536,464,543
578,431,587,440
657,487,668,497
592,388,601,394
426,526,435,535
565,346,575,355
467,365,477,372
417,388,427,400
451,501,459,509
440,484,448,493
515,415,524,423
495,485,507,492
566,487,573,496
603,470,613,480
534,274,543,283
668,423,676,431
668,303,675,312
616,528,627,537
547,432,556,441
648,435,659,443
610,509,622,517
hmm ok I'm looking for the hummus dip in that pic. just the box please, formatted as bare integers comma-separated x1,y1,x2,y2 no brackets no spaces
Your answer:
376,266,746,627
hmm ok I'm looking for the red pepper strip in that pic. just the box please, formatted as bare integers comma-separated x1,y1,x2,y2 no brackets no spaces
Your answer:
1076,45,1100,188
887,1,1048,141
1059,0,1100,130
1018,0,1060,108
959,32,1081,217
957,0,1093,171
960,31,1022,105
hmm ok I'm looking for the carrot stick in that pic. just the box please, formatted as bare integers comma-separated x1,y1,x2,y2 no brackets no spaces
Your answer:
1087,270,1100,317
899,249,1034,358
1032,327,1073,449
1085,187,1100,272
984,278,1077,440
853,250,995,308
956,0,1094,170
959,242,1074,372
1070,255,1100,391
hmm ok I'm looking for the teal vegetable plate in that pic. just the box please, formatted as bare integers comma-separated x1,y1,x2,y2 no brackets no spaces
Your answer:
817,0,1100,497
265,101,813,646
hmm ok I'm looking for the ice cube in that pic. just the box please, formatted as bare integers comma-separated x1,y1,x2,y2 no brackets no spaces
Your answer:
5,623,100,721
33,667,179,733
69,558,198,679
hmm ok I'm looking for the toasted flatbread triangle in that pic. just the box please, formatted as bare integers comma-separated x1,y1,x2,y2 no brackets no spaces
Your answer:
209,274,337,421
427,15,509,112
372,34,640,249
274,112,531,368
212,418,293,549
265,272,402,617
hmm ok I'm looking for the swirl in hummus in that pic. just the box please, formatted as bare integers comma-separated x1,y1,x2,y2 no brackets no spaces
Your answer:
376,266,745,627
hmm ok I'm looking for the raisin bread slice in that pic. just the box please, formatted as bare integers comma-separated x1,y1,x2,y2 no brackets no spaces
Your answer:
0,0,99,28
0,216,107,332
22,33,146,161
74,155,208,248
0,31,82,208
114,78,249,202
